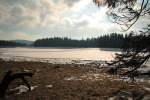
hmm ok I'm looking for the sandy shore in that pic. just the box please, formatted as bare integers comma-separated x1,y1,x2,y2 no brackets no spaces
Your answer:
0,59,150,100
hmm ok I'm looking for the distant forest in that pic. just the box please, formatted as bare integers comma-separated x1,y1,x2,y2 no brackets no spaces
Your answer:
0,40,26,47
0,33,126,48
34,33,125,48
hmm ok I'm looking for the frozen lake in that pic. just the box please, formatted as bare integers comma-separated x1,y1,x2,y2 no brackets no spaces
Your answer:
0,47,149,65
0,47,122,64
0,47,120,60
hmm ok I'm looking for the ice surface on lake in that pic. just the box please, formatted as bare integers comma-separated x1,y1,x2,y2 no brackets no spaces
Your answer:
0,47,120,63
0,47,149,66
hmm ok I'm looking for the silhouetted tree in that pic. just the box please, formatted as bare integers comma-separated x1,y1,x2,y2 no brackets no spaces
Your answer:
94,0,150,31
0,40,26,47
94,0,150,78
107,26,150,78
33,33,125,48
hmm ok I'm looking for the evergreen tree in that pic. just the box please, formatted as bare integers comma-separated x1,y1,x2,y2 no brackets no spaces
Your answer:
94,0,150,77
33,33,125,48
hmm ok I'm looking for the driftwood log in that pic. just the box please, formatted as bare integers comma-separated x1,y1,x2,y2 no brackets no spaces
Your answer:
0,70,33,98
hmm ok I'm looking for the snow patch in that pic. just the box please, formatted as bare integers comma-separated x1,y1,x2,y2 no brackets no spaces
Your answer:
45,84,53,88
10,85,37,94
64,76,82,81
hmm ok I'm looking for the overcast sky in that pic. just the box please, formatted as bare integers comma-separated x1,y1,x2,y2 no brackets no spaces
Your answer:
0,0,149,40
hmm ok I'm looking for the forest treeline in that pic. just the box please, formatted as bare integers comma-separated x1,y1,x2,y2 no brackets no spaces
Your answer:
0,40,26,47
0,33,126,48
34,33,125,48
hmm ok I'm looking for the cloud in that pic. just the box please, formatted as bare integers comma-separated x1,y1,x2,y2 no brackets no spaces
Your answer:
0,0,41,29
0,0,45,29
64,0,81,7
0,0,80,29
0,31,32,40
74,20,89,28
1,0,144,40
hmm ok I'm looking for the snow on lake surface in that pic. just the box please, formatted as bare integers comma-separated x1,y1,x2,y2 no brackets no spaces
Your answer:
0,47,149,66
0,47,122,64
0,47,120,60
